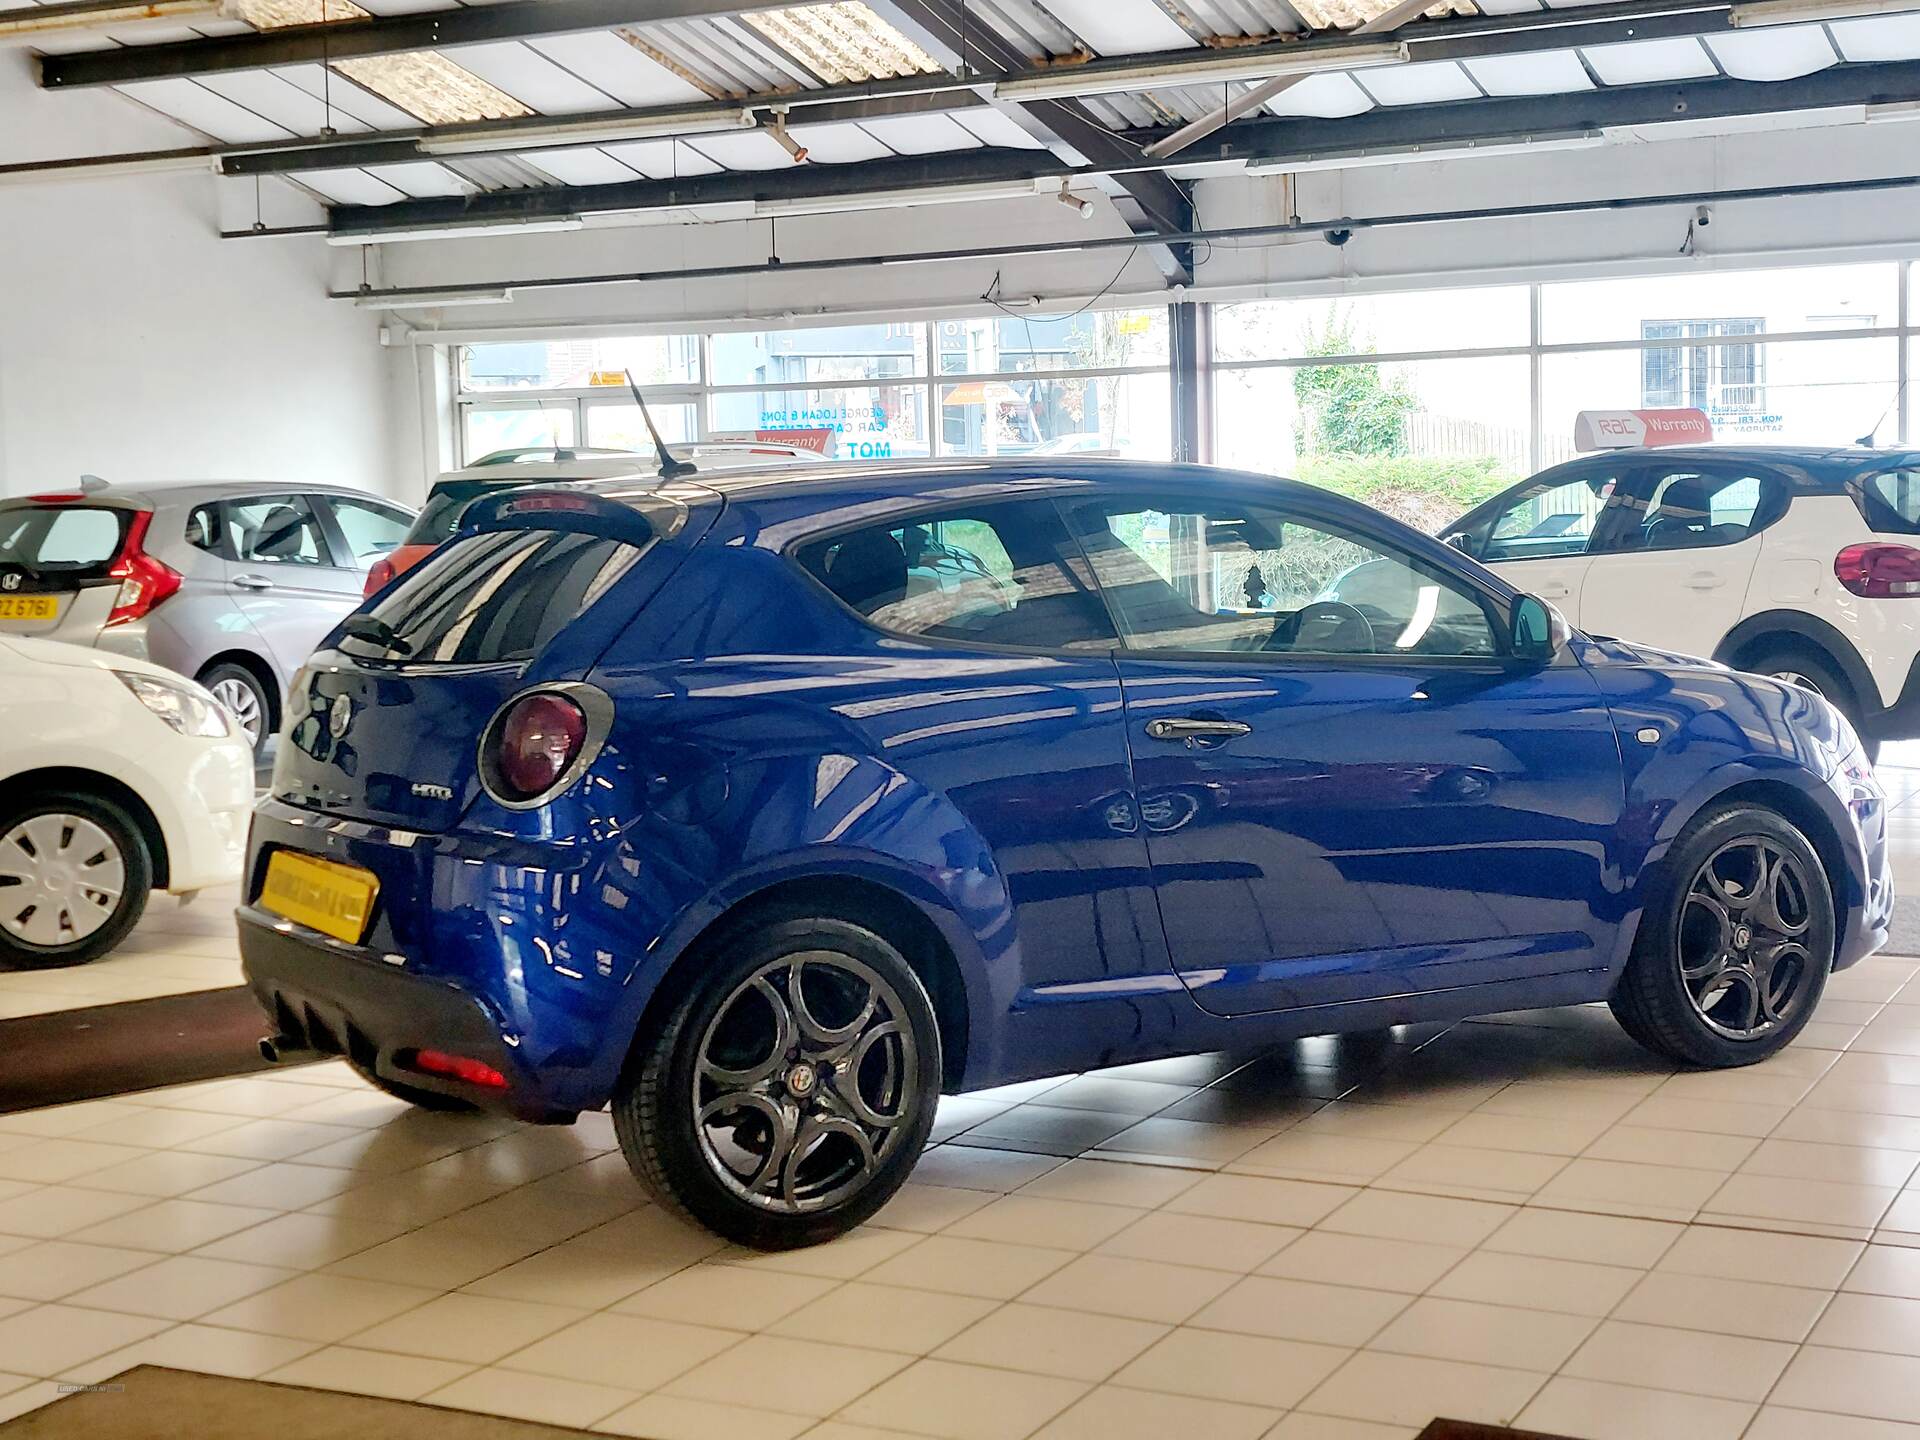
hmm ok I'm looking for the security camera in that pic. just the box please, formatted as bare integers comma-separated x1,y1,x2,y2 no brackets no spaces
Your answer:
1055,180,1095,220
1695,205,1711,227
1324,227,1352,248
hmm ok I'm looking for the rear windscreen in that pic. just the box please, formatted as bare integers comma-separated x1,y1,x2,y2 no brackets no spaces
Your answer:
1857,469,1920,535
341,528,645,664
407,481,502,547
0,504,128,579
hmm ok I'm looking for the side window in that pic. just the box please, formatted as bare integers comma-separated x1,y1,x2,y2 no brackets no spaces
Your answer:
325,496,411,568
1474,470,1619,562
1860,469,1920,534
1598,468,1781,553
225,496,328,567
795,499,1117,652
1067,498,1500,659
185,504,223,554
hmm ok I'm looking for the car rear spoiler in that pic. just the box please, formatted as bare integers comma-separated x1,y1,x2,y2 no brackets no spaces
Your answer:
457,487,670,549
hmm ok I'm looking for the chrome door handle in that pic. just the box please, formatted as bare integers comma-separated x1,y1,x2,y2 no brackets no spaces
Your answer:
1685,572,1727,590
1144,717,1252,743
231,573,275,591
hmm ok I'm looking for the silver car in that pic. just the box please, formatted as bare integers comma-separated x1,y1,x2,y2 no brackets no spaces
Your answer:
0,479,415,753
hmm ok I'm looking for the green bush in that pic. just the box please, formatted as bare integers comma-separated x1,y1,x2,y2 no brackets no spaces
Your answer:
1291,453,1521,533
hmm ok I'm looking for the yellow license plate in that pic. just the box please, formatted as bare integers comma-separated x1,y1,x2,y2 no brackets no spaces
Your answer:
259,851,379,944
0,596,57,621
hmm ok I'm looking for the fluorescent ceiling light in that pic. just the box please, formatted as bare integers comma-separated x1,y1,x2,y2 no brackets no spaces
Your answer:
327,216,585,246
353,288,515,310
754,179,1051,218
1,0,230,40
1246,129,1604,173
994,40,1406,101
419,109,755,157
1731,0,1920,24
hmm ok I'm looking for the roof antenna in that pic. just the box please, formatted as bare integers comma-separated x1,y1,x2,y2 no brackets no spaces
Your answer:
625,369,697,479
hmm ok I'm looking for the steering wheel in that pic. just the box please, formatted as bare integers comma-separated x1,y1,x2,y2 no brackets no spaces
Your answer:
1266,600,1377,654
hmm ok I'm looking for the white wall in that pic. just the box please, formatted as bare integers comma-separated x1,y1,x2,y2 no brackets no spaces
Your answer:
0,55,401,501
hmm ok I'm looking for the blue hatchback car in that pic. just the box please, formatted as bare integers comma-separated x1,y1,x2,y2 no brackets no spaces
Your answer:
239,460,1892,1248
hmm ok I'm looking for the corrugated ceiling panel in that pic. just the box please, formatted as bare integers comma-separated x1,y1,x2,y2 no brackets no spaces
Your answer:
686,130,804,170
949,107,1050,150
1472,0,1544,14
598,137,726,178
1704,27,1837,80
1264,71,1376,117
1583,36,1716,84
856,113,986,154
115,76,294,144
522,147,643,186
1461,50,1594,94
1830,12,1920,61
969,0,1081,59
271,63,426,130
196,70,375,134
1039,0,1198,55
449,42,624,113
366,160,476,196
1173,0,1304,41
741,4,941,83
525,32,711,108
298,166,408,205
786,120,897,163
1360,58,1480,104
636,17,792,94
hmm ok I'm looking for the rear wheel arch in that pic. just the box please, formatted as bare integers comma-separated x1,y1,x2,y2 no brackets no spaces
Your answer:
1715,612,1876,710
0,766,169,888
629,874,973,1092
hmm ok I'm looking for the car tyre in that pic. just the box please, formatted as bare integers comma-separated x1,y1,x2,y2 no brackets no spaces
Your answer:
1610,802,1833,1068
1745,644,1877,761
0,790,151,970
613,910,942,1250
348,1060,480,1113
200,662,273,757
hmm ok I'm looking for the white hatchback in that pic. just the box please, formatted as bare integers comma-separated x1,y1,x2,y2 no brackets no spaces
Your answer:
0,635,253,968
1442,445,1920,755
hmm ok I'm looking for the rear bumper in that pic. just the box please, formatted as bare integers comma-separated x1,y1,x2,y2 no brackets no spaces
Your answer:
1865,654,1920,742
238,905,571,1122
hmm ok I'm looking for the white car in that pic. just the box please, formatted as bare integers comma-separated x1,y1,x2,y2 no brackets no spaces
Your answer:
0,635,253,968
1439,444,1920,754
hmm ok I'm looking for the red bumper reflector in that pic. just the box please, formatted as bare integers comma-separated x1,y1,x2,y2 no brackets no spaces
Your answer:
408,1049,508,1089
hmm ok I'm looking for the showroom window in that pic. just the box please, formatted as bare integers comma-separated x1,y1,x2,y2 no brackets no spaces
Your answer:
452,312,1172,467
1215,260,1914,533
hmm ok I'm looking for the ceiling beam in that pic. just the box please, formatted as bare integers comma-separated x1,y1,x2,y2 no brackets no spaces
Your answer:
869,0,1196,283
318,58,1920,240
37,0,799,89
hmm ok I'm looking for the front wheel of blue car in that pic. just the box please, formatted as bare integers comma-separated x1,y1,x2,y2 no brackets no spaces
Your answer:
613,912,943,1249
1610,803,1835,1069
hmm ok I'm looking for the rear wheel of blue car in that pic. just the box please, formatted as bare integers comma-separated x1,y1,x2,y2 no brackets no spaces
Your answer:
1610,803,1834,1068
613,911,942,1249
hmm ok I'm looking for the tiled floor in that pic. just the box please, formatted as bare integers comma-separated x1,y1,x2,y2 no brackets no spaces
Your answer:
0,880,242,1019
0,752,1917,1435
4,966,1920,1438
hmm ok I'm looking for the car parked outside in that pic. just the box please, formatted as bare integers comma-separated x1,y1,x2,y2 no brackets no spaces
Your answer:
238,459,1889,1250
0,480,415,754
1443,446,1920,752
367,443,827,594
1,634,252,967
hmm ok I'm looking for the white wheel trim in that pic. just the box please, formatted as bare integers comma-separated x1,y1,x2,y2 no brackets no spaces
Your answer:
0,813,126,948
209,676,264,742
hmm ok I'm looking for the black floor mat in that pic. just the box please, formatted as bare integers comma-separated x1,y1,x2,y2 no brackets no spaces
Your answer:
0,986,306,1114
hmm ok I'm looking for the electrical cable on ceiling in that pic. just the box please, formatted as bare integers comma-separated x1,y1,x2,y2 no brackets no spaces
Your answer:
980,250,1137,326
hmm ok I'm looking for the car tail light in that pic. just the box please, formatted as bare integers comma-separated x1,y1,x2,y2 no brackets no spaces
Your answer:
1835,542,1920,598
494,693,587,800
105,510,182,628
406,1049,508,1090
364,555,395,597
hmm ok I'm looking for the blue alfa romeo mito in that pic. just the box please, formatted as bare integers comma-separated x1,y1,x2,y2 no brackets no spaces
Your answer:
239,460,1892,1248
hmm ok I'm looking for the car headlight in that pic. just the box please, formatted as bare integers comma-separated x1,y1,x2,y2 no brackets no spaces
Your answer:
114,671,232,738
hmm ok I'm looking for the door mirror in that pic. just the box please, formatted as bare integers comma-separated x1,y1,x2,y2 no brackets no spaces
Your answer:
1510,594,1570,663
